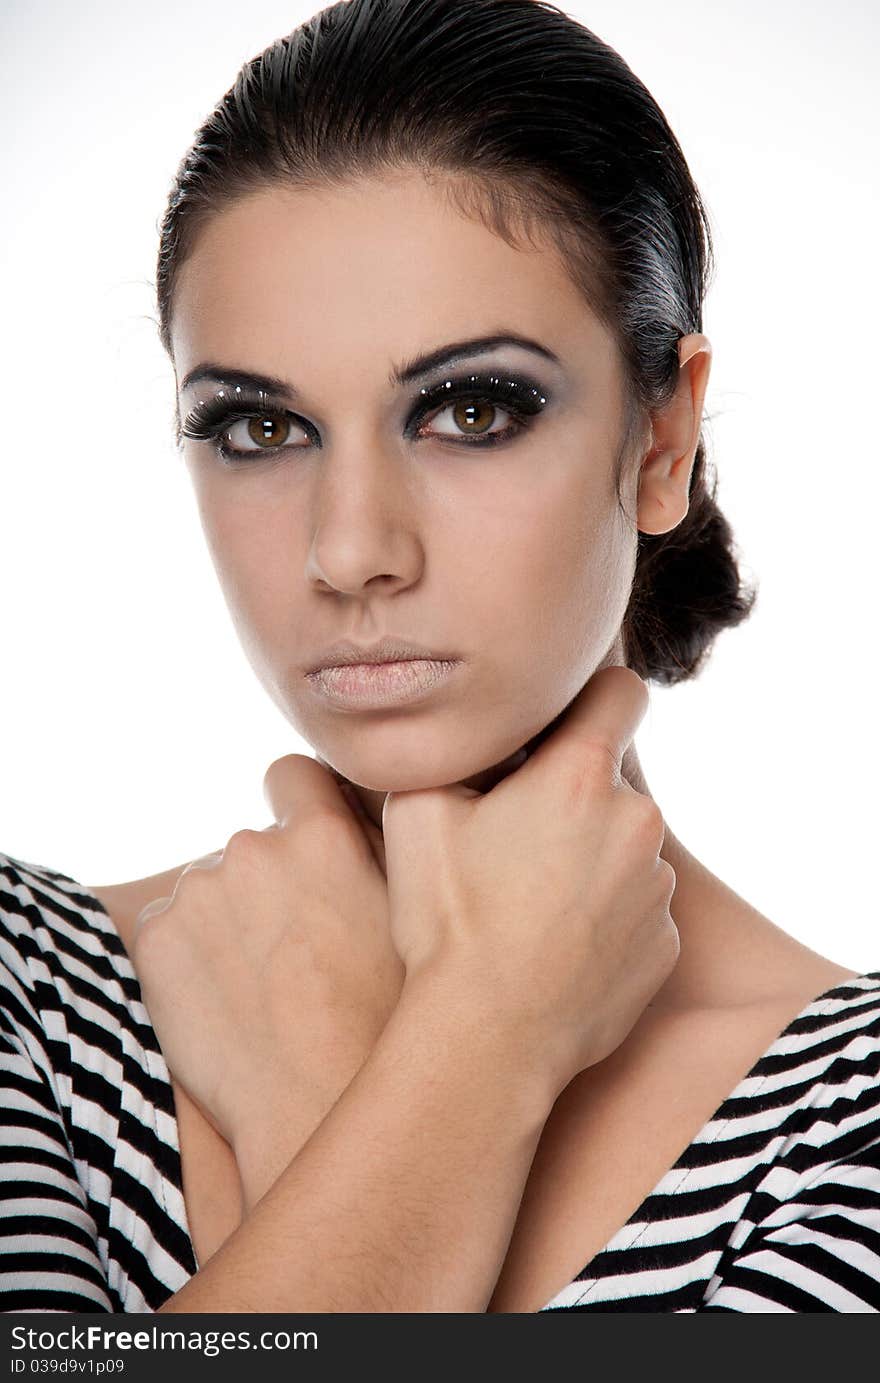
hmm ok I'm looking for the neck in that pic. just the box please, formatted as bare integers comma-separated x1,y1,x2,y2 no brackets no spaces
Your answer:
341,717,653,829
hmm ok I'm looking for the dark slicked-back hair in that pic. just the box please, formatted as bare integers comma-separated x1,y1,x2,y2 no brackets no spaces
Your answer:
156,0,757,684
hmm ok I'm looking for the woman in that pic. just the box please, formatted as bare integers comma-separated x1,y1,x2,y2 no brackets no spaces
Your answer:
2,0,878,1314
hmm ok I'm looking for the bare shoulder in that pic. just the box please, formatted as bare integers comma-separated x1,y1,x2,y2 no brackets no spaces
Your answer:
88,860,207,957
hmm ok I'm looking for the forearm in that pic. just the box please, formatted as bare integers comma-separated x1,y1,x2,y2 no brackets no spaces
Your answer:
158,971,556,1312
234,1104,334,1217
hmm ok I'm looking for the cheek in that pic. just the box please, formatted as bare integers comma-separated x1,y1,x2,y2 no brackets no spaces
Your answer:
471,458,634,678
191,484,301,653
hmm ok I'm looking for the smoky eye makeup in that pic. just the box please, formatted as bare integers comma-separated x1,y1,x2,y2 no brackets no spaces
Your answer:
178,364,554,466
404,370,550,440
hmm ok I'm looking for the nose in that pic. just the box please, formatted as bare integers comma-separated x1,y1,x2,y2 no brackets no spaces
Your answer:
304,437,425,597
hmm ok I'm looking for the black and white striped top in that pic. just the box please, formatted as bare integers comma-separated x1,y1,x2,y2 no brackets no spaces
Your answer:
2,848,879,1313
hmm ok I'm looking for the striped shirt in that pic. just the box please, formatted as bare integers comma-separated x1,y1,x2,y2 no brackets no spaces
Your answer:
1,848,879,1313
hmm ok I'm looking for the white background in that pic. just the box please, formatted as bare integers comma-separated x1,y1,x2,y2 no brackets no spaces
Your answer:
1,1,877,969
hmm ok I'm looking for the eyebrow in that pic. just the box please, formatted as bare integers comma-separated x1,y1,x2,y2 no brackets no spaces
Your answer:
178,332,561,400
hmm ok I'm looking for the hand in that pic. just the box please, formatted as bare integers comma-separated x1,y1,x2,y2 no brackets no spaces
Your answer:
381,666,679,1097
131,756,405,1200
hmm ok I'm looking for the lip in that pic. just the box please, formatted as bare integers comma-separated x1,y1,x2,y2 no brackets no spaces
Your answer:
306,657,463,709
306,636,458,672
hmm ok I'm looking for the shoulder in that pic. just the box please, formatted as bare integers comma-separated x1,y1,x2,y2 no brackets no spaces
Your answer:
769,971,880,1160
0,847,120,962
0,848,141,1057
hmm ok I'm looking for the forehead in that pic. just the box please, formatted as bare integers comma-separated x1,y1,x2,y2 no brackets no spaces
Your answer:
171,171,616,383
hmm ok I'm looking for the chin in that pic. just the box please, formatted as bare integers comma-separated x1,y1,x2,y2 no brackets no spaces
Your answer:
345,765,473,793
344,738,541,795
313,702,566,795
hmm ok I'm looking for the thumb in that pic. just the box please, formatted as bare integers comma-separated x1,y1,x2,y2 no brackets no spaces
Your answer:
513,667,648,788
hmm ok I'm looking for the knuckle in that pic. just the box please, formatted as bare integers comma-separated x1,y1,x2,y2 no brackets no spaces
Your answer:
171,858,220,901
559,739,618,802
578,736,620,781
660,915,681,968
222,826,272,866
175,850,224,883
656,858,677,898
132,900,172,953
135,894,172,923
627,793,665,848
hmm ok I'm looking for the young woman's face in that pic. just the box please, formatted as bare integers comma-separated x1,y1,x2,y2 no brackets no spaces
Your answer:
171,169,645,792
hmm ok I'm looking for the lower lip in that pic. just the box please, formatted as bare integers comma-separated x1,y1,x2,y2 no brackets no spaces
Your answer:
307,658,462,708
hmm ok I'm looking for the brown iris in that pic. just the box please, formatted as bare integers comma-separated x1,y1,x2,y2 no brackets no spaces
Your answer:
246,413,290,447
452,399,495,434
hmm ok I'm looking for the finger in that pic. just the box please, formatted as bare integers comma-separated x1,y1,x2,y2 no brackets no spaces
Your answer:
263,752,386,875
507,665,649,788
336,780,388,878
437,747,529,804
383,745,532,818
179,849,225,873
465,747,529,795
263,753,354,826
313,758,386,867
312,761,387,877
164,850,224,896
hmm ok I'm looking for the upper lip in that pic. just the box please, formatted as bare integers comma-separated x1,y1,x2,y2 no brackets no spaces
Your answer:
306,636,459,673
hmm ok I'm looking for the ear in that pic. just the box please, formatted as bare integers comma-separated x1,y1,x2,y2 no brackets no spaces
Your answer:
637,333,712,536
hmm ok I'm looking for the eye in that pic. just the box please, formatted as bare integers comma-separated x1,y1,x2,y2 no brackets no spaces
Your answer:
220,412,309,455
179,390,316,465
418,397,516,441
407,372,550,449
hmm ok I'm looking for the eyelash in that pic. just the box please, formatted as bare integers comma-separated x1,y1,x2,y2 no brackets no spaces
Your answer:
178,371,550,466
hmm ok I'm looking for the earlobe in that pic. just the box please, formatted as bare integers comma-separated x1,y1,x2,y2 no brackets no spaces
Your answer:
636,448,691,536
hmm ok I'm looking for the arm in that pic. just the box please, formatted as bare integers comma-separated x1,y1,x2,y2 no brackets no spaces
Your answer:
146,668,674,1310
158,968,558,1313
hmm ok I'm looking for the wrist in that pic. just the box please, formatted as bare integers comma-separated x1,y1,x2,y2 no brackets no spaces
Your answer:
396,959,563,1125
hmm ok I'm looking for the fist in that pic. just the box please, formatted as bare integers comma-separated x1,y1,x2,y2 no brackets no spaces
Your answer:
131,755,404,1149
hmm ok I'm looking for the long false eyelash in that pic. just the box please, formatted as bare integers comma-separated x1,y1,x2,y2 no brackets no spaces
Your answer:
177,389,312,448
178,370,550,462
